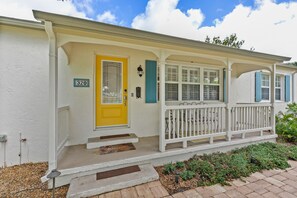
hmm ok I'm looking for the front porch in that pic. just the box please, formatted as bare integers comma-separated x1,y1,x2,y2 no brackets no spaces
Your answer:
56,132,276,187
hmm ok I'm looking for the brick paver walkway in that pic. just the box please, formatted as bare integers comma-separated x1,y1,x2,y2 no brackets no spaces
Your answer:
90,160,297,198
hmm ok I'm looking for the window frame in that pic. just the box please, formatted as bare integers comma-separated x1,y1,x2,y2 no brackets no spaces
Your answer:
275,75,283,102
261,73,270,101
165,63,223,102
165,65,179,101
260,72,285,102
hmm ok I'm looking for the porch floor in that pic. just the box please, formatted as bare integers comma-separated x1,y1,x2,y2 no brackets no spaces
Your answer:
58,131,274,171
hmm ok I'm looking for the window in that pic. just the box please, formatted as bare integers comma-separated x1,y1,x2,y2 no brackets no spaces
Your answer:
182,67,200,100
165,65,178,101
275,75,282,101
203,69,220,100
165,64,221,102
261,74,270,100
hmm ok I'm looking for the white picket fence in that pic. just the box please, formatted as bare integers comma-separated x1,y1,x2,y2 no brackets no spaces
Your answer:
164,103,272,146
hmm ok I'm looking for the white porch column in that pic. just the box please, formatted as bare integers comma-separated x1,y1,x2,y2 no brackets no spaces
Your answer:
45,21,58,171
226,60,232,141
159,52,166,152
271,64,276,134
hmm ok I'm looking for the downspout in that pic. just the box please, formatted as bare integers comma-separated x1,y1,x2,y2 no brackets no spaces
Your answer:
44,21,58,172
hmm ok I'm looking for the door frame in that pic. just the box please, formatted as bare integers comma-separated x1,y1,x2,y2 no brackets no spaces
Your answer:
93,53,131,130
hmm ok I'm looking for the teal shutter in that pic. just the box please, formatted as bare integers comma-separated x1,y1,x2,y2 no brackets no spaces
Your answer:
223,69,227,102
285,75,291,102
145,60,157,103
255,72,262,102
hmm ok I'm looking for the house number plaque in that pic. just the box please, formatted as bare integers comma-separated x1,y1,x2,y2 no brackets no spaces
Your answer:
73,78,90,87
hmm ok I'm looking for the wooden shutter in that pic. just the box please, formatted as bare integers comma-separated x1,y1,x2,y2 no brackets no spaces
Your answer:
285,75,291,102
223,69,227,102
145,60,157,103
255,72,262,102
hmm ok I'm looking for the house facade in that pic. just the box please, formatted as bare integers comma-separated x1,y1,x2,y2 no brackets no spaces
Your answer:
1,11,297,188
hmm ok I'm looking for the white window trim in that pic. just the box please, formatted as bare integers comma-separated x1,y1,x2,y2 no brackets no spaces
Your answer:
260,72,285,102
261,73,270,102
275,75,284,102
165,63,223,102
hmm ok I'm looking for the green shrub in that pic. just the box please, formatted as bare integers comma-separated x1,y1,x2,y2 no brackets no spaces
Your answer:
227,153,250,178
161,142,297,188
193,160,215,182
180,170,195,181
276,103,297,143
288,146,297,160
175,161,185,169
163,163,176,175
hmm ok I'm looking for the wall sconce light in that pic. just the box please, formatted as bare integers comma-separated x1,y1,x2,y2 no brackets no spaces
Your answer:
137,65,144,77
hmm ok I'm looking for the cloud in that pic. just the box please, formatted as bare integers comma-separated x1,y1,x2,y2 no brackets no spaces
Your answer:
0,0,88,21
72,0,94,16
132,0,297,61
97,11,117,24
131,0,204,40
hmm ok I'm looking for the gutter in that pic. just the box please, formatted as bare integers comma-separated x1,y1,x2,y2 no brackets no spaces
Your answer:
0,16,43,30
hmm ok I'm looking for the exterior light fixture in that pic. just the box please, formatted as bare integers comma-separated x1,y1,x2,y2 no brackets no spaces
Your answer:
47,169,61,198
137,65,144,77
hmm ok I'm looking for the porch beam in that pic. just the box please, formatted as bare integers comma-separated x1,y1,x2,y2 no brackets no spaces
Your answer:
271,64,276,134
45,21,58,171
226,59,232,141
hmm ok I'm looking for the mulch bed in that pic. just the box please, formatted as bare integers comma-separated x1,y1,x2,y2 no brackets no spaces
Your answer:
0,162,68,198
155,166,198,195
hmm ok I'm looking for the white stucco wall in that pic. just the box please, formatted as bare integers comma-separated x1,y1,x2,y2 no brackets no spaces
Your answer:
63,43,159,145
0,25,49,167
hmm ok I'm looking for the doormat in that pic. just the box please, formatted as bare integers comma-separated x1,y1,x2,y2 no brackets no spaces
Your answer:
100,134,130,140
96,165,140,180
99,143,136,155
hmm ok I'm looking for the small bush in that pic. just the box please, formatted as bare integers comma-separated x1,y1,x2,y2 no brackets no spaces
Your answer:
163,163,176,175
227,153,250,178
276,103,297,143
288,146,297,160
175,161,185,169
180,170,195,181
193,160,215,182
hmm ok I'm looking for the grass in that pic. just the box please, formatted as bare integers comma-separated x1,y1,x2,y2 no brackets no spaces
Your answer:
160,142,297,189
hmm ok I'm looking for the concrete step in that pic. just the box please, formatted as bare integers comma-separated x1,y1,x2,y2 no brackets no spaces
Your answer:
87,133,138,149
66,164,159,198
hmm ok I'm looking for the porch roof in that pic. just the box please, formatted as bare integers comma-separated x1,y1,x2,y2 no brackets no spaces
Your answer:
32,10,291,63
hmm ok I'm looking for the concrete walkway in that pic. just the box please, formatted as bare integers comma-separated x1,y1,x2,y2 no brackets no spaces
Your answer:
89,160,297,198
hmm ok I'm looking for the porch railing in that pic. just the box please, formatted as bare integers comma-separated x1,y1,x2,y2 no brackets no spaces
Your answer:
57,105,70,155
231,104,272,133
164,103,272,148
165,104,227,146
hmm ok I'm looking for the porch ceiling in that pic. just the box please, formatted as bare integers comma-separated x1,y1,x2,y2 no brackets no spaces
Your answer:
167,55,225,66
233,63,272,77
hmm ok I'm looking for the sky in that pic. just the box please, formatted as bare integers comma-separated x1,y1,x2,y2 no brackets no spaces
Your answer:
1,0,297,61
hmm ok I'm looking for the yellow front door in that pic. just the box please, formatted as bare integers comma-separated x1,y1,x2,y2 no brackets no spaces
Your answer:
96,55,128,127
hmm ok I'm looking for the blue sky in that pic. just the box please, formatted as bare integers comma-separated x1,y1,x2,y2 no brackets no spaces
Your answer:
72,0,292,27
